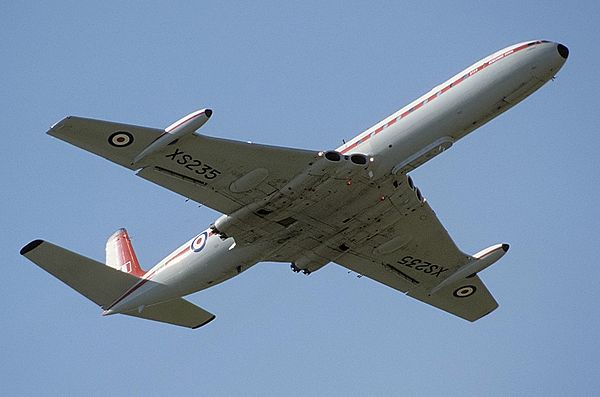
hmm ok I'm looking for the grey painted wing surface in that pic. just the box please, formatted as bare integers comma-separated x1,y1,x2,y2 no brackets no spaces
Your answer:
333,180,498,321
137,133,319,215
407,276,498,322
48,116,164,170
48,116,319,216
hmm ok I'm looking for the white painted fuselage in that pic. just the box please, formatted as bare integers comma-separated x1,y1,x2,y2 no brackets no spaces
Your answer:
106,40,567,315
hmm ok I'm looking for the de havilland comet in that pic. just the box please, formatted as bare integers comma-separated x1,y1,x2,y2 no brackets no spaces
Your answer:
21,40,568,328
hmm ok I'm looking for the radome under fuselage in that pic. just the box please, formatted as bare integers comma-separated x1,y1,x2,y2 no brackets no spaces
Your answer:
105,40,567,315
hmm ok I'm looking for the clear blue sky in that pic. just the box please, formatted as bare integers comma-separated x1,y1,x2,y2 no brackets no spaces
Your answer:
3,1,599,395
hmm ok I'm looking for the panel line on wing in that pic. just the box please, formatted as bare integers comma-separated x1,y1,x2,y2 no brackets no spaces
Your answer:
383,263,421,285
153,166,208,186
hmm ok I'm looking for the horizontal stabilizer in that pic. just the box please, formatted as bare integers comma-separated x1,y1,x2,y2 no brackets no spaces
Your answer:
20,240,139,308
122,298,215,329
21,239,216,329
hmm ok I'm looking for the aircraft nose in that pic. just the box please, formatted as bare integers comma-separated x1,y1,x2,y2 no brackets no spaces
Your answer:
557,43,569,59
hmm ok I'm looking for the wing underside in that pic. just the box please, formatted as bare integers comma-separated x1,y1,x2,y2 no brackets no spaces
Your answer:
336,251,498,321
329,178,500,322
48,116,319,215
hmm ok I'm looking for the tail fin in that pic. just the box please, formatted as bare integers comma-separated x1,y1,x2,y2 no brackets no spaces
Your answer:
105,229,145,277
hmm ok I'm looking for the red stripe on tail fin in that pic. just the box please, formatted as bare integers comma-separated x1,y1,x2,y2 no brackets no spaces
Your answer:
105,228,145,278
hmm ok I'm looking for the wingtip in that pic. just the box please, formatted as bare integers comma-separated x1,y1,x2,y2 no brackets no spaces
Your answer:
192,314,216,329
47,116,71,135
20,239,44,256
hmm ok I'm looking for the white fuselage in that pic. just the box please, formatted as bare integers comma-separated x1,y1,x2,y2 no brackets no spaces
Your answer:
107,40,567,314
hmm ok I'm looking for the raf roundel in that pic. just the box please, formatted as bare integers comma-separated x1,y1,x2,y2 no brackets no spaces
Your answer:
108,131,134,147
453,285,477,298
191,232,208,252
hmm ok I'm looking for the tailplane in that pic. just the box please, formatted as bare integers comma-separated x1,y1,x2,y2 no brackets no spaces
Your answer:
105,228,145,277
20,238,215,329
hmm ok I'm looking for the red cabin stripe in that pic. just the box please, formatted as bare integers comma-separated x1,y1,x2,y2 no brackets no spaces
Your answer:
339,41,539,154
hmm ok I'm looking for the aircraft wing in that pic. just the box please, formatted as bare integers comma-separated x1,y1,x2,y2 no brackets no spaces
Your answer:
136,133,318,215
48,116,319,215
331,178,499,322
337,250,497,321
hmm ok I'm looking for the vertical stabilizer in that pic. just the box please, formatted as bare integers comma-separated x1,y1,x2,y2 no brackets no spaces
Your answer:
105,229,145,277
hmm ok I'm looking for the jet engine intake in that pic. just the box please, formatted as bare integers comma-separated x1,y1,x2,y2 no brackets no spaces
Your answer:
350,153,368,165
324,150,342,162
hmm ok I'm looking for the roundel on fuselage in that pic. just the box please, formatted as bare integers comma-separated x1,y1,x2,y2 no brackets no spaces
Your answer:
191,232,208,252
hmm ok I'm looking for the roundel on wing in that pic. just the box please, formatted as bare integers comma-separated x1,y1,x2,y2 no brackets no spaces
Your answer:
453,285,477,298
191,232,208,252
108,131,134,147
